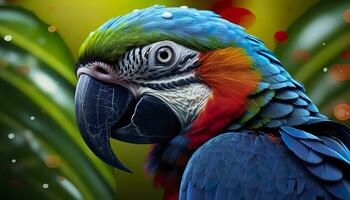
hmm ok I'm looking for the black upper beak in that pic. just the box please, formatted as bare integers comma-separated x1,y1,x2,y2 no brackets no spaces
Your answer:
74,74,134,172
74,74,181,172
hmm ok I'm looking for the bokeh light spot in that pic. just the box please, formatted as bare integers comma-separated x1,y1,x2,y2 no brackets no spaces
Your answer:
333,103,350,121
274,31,288,42
8,133,15,139
11,159,16,163
344,9,350,23
48,25,57,33
219,7,256,29
43,183,49,189
30,116,35,120
4,35,12,42
323,67,328,72
329,64,350,81
45,154,61,168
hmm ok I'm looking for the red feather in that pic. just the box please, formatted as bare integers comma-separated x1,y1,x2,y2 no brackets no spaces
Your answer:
187,47,261,149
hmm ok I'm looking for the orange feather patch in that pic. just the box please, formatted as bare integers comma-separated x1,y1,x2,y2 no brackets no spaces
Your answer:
186,47,261,149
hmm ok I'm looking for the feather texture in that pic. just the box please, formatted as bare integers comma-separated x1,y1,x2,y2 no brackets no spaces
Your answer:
180,132,339,200
280,126,350,198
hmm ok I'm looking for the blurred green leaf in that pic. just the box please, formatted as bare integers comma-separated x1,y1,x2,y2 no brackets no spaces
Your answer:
0,113,82,200
0,5,117,199
0,5,76,84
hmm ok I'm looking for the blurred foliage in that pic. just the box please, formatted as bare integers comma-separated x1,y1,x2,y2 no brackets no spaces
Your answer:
0,5,116,200
234,0,319,50
275,0,350,126
0,0,349,200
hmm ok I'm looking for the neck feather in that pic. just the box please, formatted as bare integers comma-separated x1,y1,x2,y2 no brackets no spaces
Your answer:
186,47,261,148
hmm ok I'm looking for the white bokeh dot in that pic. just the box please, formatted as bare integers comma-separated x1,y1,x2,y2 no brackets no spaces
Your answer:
30,116,35,120
4,35,12,42
323,67,328,72
43,183,49,189
11,159,16,163
8,133,15,139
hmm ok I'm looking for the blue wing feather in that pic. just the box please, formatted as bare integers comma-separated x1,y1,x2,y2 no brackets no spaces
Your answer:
265,73,289,84
253,82,270,94
256,63,280,76
300,140,350,164
259,102,294,118
180,132,337,200
280,126,350,198
321,136,350,161
306,103,319,113
280,132,323,164
281,126,320,140
306,163,343,182
265,119,283,128
275,90,299,100
290,108,310,116
294,98,309,106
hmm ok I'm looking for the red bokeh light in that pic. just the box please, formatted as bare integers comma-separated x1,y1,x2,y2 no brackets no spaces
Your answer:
219,7,256,29
333,103,350,121
274,31,288,42
330,64,350,81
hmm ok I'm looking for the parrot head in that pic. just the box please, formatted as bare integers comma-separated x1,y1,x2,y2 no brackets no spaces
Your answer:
75,6,261,172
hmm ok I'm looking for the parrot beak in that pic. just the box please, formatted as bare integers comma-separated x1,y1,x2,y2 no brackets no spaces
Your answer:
75,74,181,172
74,74,134,172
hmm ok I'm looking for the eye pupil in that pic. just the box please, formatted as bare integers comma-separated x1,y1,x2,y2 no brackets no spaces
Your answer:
156,47,173,64
159,51,169,59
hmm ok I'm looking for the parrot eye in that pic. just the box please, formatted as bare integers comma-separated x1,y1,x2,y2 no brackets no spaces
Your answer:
156,46,174,64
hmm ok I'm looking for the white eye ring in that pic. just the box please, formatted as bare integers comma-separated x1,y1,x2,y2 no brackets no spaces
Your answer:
156,47,173,64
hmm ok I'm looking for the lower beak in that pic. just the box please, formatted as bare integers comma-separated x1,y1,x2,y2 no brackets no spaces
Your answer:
74,74,180,172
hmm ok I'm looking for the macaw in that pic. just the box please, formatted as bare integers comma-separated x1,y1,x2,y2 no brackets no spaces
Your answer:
74,5,350,200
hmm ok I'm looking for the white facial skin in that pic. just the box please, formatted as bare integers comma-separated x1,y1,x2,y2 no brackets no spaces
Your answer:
132,81,211,128
77,41,212,128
